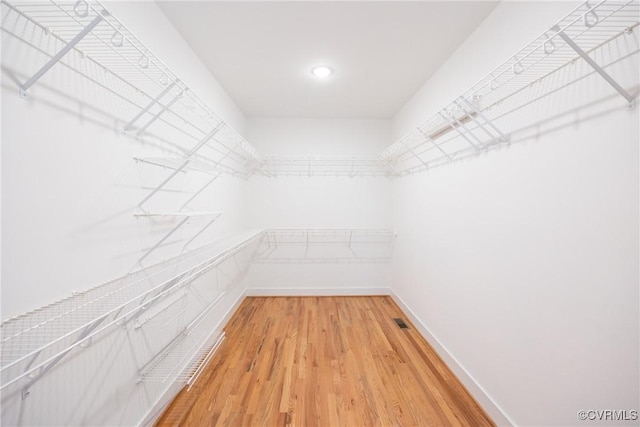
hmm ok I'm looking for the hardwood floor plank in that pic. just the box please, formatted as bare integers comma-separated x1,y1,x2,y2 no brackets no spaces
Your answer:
156,296,495,427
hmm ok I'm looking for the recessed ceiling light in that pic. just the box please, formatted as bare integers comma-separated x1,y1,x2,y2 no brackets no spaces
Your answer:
311,66,333,78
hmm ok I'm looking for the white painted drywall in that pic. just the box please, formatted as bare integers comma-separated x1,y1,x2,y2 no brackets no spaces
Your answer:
1,1,252,425
1,0,248,319
243,118,393,291
391,2,639,426
244,118,392,228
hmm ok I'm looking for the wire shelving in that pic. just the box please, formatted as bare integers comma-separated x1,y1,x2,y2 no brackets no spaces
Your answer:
138,328,226,389
3,1,636,178
259,156,396,178
134,157,226,178
1,0,262,177
133,211,225,265
0,231,264,398
380,0,640,175
1,0,638,403
254,229,397,264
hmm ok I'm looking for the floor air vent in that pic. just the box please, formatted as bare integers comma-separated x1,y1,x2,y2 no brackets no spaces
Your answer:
393,318,409,329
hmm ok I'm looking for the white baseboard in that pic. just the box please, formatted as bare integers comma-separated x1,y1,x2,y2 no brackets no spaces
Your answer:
139,288,248,427
390,290,516,427
245,287,392,296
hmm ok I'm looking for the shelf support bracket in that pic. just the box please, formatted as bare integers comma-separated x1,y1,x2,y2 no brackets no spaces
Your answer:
135,271,191,316
137,122,224,210
438,112,481,150
450,111,486,148
552,25,636,109
182,213,222,251
258,231,275,259
21,315,108,399
134,216,189,265
179,174,221,211
347,231,357,258
405,143,430,169
134,90,184,138
137,326,188,382
124,80,178,131
456,97,509,143
264,233,278,259
417,128,452,161
304,231,309,258
19,10,108,97
380,157,402,177
212,140,241,168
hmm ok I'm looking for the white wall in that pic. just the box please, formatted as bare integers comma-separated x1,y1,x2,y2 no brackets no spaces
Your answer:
1,0,248,319
245,118,391,229
391,1,639,426
244,118,393,292
1,1,251,425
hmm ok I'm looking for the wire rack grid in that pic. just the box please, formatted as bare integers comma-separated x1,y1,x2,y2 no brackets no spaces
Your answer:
259,156,398,178
254,229,397,264
0,231,264,394
380,0,640,175
1,0,262,176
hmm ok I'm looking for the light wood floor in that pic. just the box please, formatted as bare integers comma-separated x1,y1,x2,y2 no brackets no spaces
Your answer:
156,296,494,427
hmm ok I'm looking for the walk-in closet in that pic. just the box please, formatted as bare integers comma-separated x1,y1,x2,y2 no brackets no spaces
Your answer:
1,1,638,425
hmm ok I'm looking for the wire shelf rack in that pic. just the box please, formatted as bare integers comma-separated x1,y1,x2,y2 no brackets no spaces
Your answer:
138,328,226,389
258,156,397,178
1,0,262,177
133,211,225,265
135,157,227,178
4,1,635,179
0,230,264,397
380,0,640,175
136,295,226,387
254,229,397,264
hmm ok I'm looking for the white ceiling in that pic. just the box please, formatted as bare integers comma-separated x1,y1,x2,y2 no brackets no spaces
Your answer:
158,1,498,119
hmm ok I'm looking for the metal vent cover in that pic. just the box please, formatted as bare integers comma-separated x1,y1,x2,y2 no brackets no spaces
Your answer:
393,318,409,329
